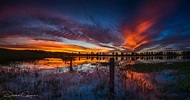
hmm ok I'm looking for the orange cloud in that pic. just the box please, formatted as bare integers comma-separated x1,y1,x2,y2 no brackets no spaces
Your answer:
123,20,155,51
0,36,109,53
122,0,178,51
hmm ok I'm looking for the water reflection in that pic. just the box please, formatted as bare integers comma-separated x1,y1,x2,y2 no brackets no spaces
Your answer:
114,68,157,99
0,56,190,70
0,56,189,99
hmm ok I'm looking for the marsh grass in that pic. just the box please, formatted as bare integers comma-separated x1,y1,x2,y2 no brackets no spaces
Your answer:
127,61,190,99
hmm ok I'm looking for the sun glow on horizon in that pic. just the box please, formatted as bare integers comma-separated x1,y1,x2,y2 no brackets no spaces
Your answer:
0,36,111,53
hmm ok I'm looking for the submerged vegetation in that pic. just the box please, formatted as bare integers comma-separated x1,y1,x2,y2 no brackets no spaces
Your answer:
127,62,190,99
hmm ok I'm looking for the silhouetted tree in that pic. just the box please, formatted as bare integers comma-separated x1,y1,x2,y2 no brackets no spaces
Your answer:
112,52,114,55
115,52,118,56
102,52,105,55
121,52,124,56
131,52,135,56
96,52,99,55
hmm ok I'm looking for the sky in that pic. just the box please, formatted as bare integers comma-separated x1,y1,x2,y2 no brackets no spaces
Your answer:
0,0,190,53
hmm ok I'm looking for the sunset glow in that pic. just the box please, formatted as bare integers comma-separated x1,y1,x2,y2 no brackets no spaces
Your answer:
0,36,110,53
0,0,189,52
0,0,190,99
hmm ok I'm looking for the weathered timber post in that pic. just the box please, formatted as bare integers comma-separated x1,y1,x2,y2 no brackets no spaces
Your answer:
109,58,115,100
70,57,73,72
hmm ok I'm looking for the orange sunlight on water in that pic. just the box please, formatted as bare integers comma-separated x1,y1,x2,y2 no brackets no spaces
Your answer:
125,70,156,91
16,57,109,69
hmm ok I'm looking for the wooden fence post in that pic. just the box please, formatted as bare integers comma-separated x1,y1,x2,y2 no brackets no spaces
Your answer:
70,57,73,72
109,58,114,100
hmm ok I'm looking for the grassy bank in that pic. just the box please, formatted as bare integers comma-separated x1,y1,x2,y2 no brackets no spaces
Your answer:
127,61,190,73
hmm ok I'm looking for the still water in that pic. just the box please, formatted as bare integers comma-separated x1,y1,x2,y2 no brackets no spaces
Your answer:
0,56,189,99
1,56,188,69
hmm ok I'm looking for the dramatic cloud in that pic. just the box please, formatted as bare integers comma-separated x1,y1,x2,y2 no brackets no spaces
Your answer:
0,0,190,52
0,6,122,52
121,0,179,51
